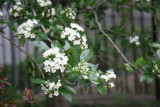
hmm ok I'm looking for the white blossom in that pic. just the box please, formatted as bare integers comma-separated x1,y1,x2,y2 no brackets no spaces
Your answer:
101,70,116,82
37,0,52,7
60,23,88,49
96,73,99,77
41,80,61,98
49,93,53,98
43,47,68,73
54,91,59,96
51,8,55,16
0,11,3,17
73,61,90,79
129,35,140,46
109,82,114,88
16,19,38,39
9,1,23,17
61,8,76,19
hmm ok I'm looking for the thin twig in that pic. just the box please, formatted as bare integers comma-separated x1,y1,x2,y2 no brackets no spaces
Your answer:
31,7,52,43
94,11,135,67
0,33,45,79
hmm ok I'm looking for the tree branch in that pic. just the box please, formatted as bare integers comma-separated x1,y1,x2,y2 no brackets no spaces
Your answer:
93,11,135,67
0,33,45,79
31,6,52,43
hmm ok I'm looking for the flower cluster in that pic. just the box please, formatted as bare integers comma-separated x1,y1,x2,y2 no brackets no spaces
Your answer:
41,80,62,98
42,8,55,17
17,19,38,39
129,36,140,46
61,23,88,49
109,82,114,88
43,47,68,73
0,11,3,17
73,61,90,79
37,0,52,7
61,8,76,19
101,70,116,82
9,1,23,17
152,64,160,73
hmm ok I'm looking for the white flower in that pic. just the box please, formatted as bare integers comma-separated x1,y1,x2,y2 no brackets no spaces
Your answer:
61,8,76,19
44,66,51,72
96,73,99,77
17,19,38,39
37,0,52,7
73,61,90,79
9,1,23,16
53,47,60,54
41,80,61,98
60,23,88,49
101,75,109,81
83,75,88,79
54,91,59,96
50,82,55,88
70,23,84,31
51,8,55,16
68,35,76,41
109,82,114,88
43,47,68,73
0,11,3,17
129,36,140,46
49,93,53,98
73,40,81,45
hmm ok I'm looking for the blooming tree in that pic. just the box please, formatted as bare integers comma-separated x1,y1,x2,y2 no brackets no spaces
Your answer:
1,0,160,103
0,0,116,102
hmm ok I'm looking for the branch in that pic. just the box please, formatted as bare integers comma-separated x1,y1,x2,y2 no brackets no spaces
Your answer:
31,7,52,43
93,11,135,67
0,33,45,79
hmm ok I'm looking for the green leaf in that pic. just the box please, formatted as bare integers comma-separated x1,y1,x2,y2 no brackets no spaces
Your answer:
33,41,49,50
19,36,25,46
63,85,77,95
63,40,70,50
36,57,46,64
51,40,63,50
97,84,107,94
67,54,75,66
31,78,46,85
80,48,93,62
49,72,59,82
72,46,81,64
149,43,160,48
135,57,144,68
81,79,90,91
124,63,135,72
89,74,101,84
59,88,72,102
70,72,82,81
36,32,48,40
0,19,5,23
8,21,17,32
87,63,98,71
140,74,153,83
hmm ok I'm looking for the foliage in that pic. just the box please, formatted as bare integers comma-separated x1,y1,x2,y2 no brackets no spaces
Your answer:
0,0,160,103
